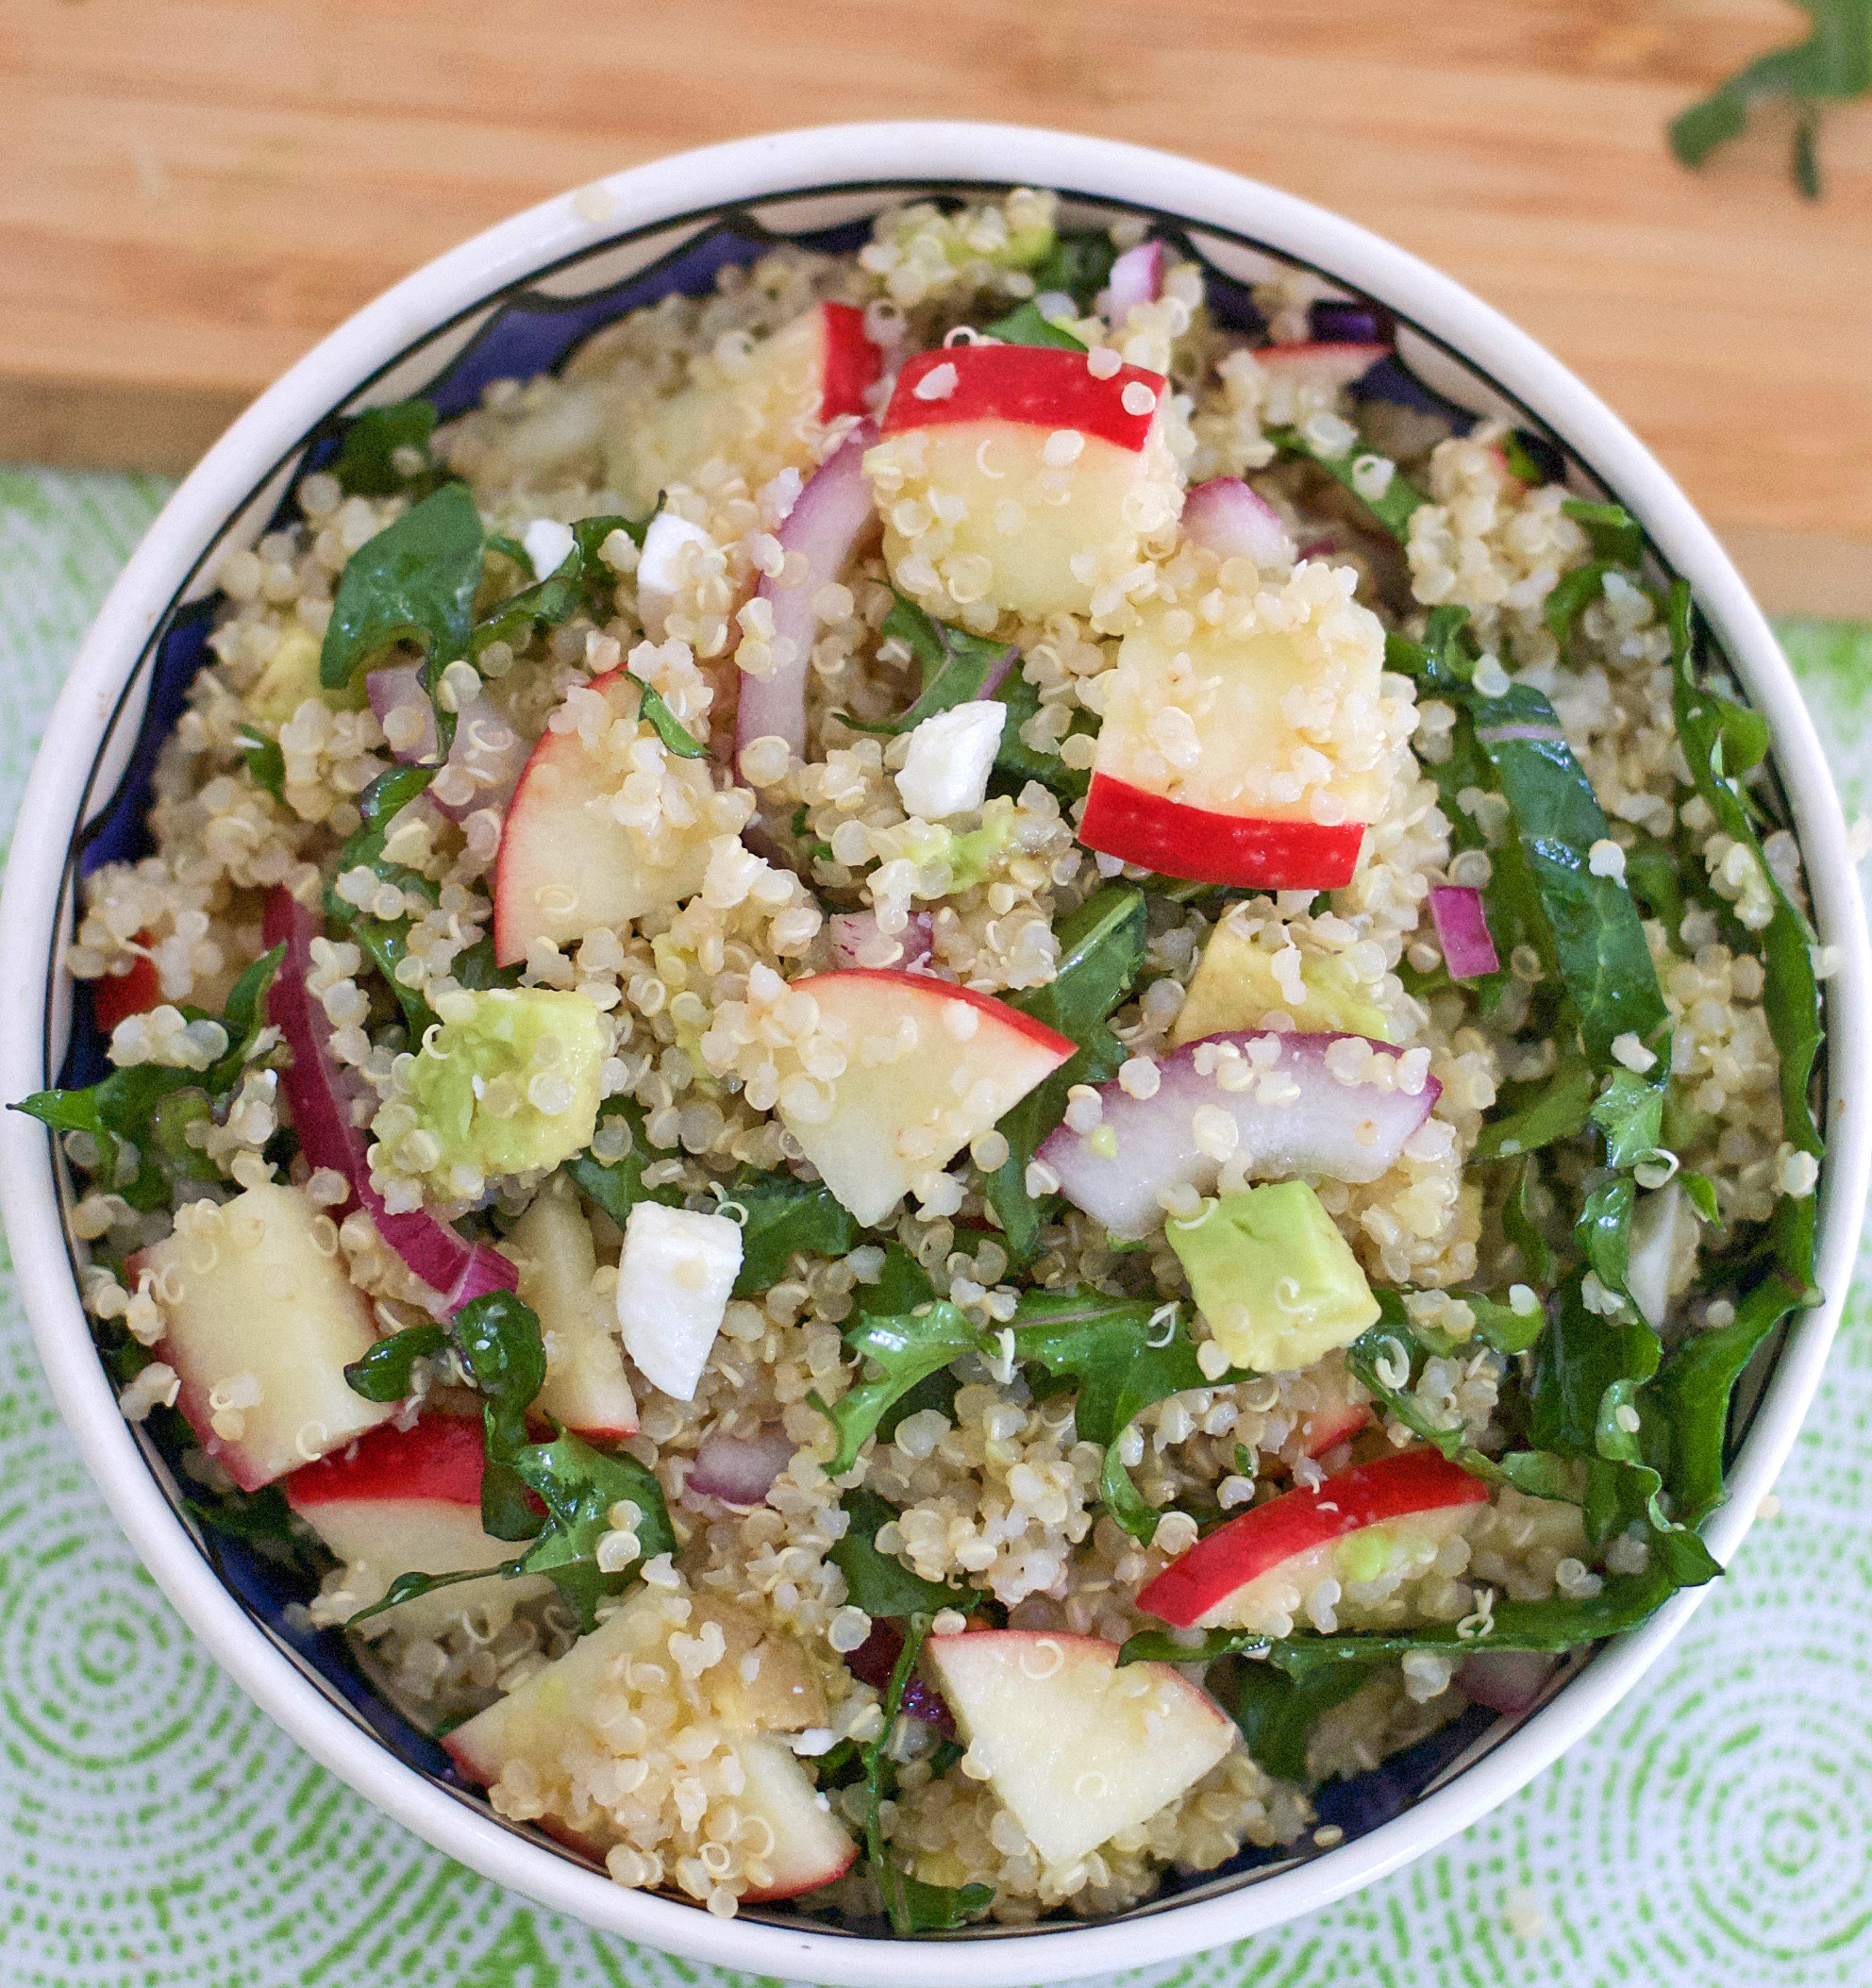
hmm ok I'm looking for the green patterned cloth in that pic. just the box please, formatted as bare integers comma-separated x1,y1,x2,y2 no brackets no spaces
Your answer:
3,465,1868,1988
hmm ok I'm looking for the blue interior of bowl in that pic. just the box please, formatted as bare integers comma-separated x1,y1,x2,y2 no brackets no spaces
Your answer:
54,189,1608,1936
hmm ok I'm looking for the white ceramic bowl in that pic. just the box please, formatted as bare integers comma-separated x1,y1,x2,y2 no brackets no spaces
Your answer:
2,123,1866,1988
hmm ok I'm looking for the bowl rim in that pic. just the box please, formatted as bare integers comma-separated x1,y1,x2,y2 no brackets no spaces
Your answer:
2,119,1867,1988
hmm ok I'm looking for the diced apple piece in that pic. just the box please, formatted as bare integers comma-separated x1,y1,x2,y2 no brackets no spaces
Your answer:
865,343,1181,622
923,1629,1235,1866
607,300,882,515
1253,340,1388,400
285,1416,552,1639
91,939,161,1033
510,1176,637,1439
1136,1450,1490,1632
444,1583,850,1896
1079,569,1392,891
493,666,727,966
144,1181,392,1491
1171,907,1396,1047
1297,1354,1373,1459
732,1731,860,1899
776,969,1075,1228
615,1203,743,1402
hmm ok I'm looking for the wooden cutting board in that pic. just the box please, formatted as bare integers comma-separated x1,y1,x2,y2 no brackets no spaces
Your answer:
3,0,1867,613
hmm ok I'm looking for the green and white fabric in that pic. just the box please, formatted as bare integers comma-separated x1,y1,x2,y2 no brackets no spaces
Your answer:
2,465,1868,1988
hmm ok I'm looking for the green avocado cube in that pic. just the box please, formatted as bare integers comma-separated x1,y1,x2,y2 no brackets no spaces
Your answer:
1167,1179,1379,1374
407,988,606,1179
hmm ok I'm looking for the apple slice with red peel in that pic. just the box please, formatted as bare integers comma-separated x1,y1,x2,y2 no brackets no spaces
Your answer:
777,969,1075,1228
1136,1449,1490,1632
1295,1355,1373,1460
492,665,725,967
732,1732,861,1900
865,342,1181,622
285,1416,553,1637
923,1629,1235,1866
1078,572,1389,891
144,1180,392,1491
1253,342,1389,396
1078,775,1364,891
509,1176,637,1442
1039,1028,1441,1240
608,299,882,515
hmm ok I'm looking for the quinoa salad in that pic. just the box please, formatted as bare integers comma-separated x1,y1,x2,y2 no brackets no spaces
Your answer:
23,188,1830,1933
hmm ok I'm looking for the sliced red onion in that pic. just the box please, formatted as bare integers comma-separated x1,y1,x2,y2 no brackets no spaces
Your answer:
1106,240,1166,320
844,1620,956,1736
1458,1650,1557,1716
686,1425,797,1508
1296,534,1342,563
1039,1029,1442,1239
828,910,933,972
1428,885,1499,980
262,886,517,1311
735,420,878,777
1182,478,1296,568
366,665,528,822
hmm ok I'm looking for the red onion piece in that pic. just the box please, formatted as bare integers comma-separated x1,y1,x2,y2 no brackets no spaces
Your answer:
829,910,933,972
686,1425,796,1508
1458,1650,1557,1716
1182,478,1296,568
1295,534,1342,563
366,665,528,822
1106,240,1166,319
1428,885,1499,980
844,1620,956,1736
735,420,878,777
1039,1029,1442,1239
262,886,517,1311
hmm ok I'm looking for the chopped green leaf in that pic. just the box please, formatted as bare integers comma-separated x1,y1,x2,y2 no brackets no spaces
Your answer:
727,1169,859,1295
830,1489,965,1618
1027,228,1119,311
1229,1653,1377,1784
320,482,484,693
331,397,442,497
1561,498,1645,567
815,1300,984,1476
1267,424,1429,538
565,1107,685,1228
985,300,1089,351
343,1324,450,1401
236,723,288,802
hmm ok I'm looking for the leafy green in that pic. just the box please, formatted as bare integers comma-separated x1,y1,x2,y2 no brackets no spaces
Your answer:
13,944,285,1210
331,397,443,497
726,1169,859,1295
815,1300,983,1476
1267,425,1429,538
862,1614,994,1932
985,300,1089,351
1011,1287,1237,1540
1472,1058,1596,1162
982,885,1146,1262
860,593,1020,734
634,679,707,758
1229,1654,1377,1784
1668,2,1872,198
347,1291,674,1630
564,1107,684,1228
236,722,288,802
1561,497,1645,567
1027,228,1119,311
830,1488,965,1617
1543,560,1614,643
320,482,485,694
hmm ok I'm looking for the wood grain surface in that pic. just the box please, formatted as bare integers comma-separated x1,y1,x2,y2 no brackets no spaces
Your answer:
3,0,1867,610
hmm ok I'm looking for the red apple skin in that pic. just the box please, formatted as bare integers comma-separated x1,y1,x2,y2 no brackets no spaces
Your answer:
881,345,1165,452
1302,1402,1374,1460
1137,1449,1489,1629
1078,771,1365,891
739,1838,861,1904
817,301,884,423
785,967,1078,1062
92,944,161,1034
285,1415,486,1512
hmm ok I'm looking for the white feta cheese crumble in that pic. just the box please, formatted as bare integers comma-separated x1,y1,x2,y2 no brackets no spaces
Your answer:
523,516,577,581
894,701,1007,820
615,1203,744,1401
634,511,716,640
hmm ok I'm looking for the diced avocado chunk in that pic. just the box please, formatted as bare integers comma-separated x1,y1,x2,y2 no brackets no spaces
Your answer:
408,989,606,1178
245,621,367,724
902,805,1017,891
1171,916,1396,1048
1167,1180,1379,1374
